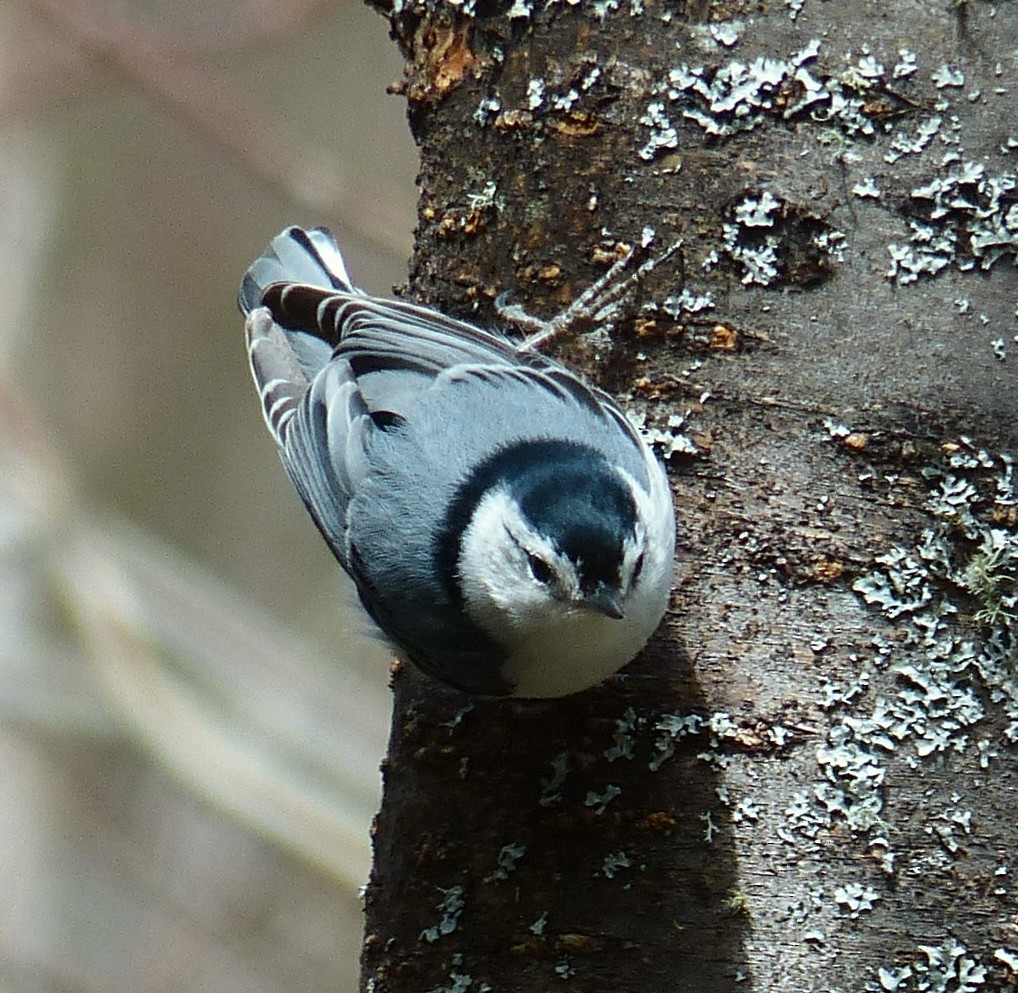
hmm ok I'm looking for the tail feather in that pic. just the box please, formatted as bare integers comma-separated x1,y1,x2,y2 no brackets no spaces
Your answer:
240,231,372,567
238,226,358,316
245,309,310,446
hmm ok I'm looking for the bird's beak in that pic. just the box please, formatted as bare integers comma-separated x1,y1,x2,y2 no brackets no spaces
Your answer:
583,583,625,620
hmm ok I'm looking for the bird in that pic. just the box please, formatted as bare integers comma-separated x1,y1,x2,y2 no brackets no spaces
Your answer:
239,226,675,698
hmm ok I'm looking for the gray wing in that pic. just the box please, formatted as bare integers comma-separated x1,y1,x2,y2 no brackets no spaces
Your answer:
240,226,538,568
241,226,653,416
242,221,660,568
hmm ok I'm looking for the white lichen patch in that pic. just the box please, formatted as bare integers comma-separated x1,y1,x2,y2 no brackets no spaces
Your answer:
662,287,716,318
420,885,467,943
814,724,887,831
709,20,743,48
428,954,493,993
866,936,988,992
932,64,966,90
526,77,546,110
391,0,646,18
927,807,973,855
885,162,1018,283
771,435,1018,960
473,95,502,126
638,101,679,161
776,791,824,845
708,191,844,287
731,796,761,823
473,55,608,131
852,177,882,199
600,850,633,878
659,41,825,140
626,408,700,459
700,810,720,843
584,783,622,814
603,705,642,761
484,842,527,883
849,443,1018,720
735,190,784,228
893,49,919,80
833,881,881,918
646,38,928,149
883,115,943,164
719,209,779,286
648,711,706,771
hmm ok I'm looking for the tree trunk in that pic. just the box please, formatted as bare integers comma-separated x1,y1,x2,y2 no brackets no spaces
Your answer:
360,2,1018,990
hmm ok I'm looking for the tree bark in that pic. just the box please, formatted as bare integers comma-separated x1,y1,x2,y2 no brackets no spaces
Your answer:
361,2,1018,990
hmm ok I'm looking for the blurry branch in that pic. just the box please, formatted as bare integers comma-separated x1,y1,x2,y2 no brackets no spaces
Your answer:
21,0,411,257
1,377,389,891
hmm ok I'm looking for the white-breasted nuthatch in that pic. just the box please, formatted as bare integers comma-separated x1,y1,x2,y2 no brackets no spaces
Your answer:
239,227,675,697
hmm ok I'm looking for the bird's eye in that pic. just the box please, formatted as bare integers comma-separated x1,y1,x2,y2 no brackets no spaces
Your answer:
528,553,553,585
632,552,645,583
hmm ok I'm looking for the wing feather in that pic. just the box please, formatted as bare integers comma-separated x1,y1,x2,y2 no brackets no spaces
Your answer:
242,225,663,581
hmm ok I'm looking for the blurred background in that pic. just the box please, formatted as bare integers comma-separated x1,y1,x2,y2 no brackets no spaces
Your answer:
1,1,417,990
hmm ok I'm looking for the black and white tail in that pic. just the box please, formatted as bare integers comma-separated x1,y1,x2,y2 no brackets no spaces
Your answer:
238,226,357,316
241,227,359,450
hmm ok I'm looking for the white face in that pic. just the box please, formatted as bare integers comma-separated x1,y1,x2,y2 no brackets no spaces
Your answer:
456,485,646,638
454,460,675,698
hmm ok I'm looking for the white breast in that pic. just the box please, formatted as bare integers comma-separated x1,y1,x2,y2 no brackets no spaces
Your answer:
502,559,673,698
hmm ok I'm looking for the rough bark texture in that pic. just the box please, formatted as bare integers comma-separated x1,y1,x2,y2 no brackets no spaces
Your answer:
361,2,1018,991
